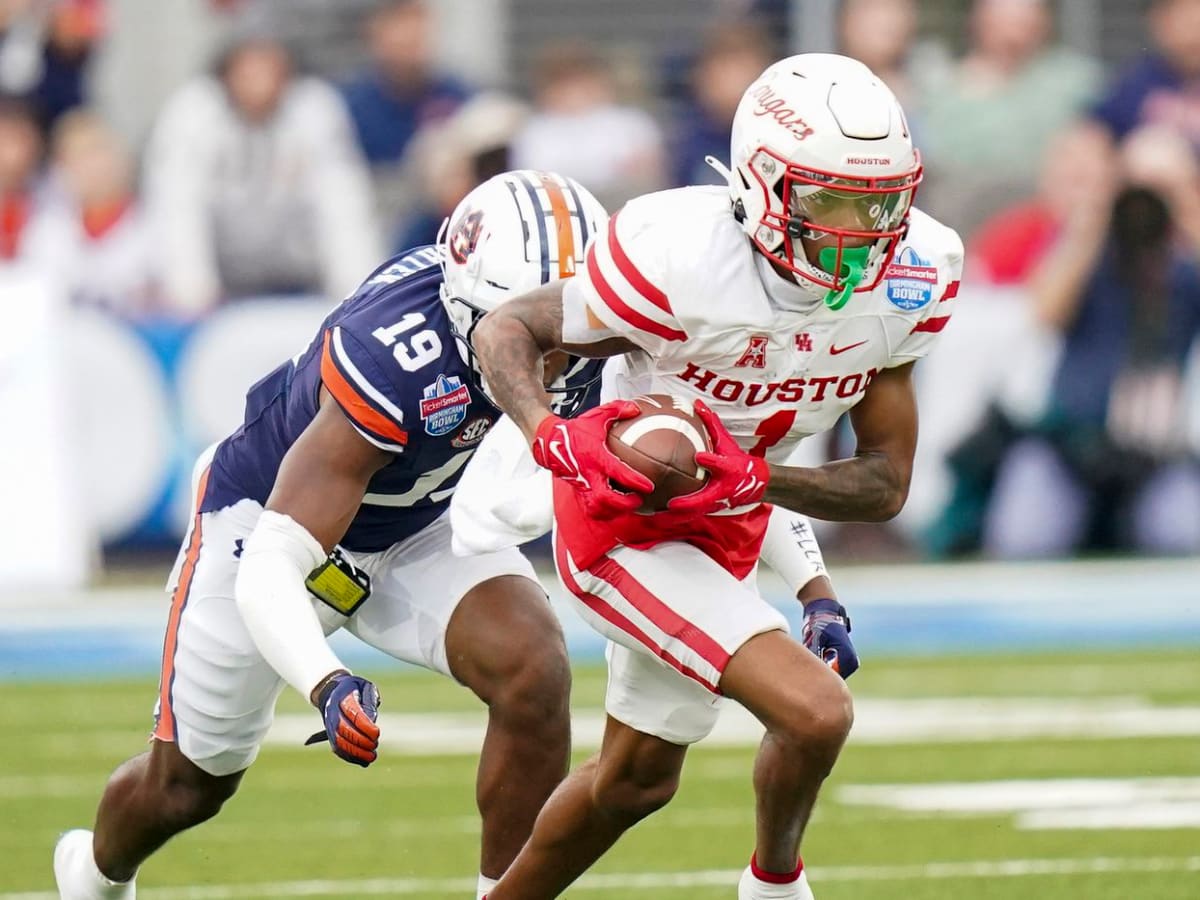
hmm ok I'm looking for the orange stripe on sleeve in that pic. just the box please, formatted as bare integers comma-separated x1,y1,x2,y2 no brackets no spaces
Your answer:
320,332,408,446
539,172,577,279
153,465,210,743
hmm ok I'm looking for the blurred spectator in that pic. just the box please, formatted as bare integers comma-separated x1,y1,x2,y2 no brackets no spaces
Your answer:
395,91,527,251
512,40,665,210
340,0,468,166
49,109,159,314
970,121,1118,287
0,95,67,271
0,0,103,130
837,0,923,109
977,128,1200,558
918,0,1100,238
144,33,382,315
1092,0,1200,147
669,22,770,187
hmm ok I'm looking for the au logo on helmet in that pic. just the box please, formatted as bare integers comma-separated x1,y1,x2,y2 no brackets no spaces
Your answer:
448,209,485,265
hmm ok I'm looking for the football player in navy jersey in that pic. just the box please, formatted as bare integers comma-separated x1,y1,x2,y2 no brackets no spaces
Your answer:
55,171,608,900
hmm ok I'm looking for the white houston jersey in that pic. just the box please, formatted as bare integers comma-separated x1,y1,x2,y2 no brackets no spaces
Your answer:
561,186,964,463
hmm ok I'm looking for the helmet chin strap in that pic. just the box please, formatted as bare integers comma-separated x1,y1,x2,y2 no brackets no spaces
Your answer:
817,246,870,311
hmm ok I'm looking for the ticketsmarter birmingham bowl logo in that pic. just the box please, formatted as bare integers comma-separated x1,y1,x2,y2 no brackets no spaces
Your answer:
420,374,471,436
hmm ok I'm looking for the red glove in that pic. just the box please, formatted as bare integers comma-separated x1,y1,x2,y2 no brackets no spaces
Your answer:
531,402,654,519
667,400,770,515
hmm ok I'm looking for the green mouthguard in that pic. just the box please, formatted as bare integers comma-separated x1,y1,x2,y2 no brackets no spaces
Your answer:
818,246,871,310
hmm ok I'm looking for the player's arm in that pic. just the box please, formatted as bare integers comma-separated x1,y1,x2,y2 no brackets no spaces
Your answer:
472,280,636,443
764,363,917,521
473,281,653,518
234,395,391,764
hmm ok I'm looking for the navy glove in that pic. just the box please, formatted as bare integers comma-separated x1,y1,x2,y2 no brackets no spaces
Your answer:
304,672,381,767
802,598,859,679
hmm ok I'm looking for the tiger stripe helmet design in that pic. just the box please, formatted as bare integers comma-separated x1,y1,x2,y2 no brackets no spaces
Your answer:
438,170,608,415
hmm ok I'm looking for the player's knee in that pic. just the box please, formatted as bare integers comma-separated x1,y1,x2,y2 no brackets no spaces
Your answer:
591,768,680,824
487,633,571,729
156,770,240,831
772,678,854,765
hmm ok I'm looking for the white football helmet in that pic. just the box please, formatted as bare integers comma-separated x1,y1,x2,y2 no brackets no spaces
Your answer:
725,53,922,309
438,169,608,415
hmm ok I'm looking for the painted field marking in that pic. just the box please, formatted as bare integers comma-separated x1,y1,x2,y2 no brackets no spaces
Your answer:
840,776,1200,831
266,696,1200,755
13,855,1200,899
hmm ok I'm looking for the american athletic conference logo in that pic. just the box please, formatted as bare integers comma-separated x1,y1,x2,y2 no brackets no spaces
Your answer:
420,374,472,436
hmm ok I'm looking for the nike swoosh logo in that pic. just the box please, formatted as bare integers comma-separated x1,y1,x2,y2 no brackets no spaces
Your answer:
829,340,868,356
548,439,572,472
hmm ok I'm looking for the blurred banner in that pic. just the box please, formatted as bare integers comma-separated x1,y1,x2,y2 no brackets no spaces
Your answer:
0,268,94,589
0,291,330,590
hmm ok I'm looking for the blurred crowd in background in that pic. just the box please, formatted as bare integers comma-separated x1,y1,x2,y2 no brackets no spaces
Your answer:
3,0,1200,570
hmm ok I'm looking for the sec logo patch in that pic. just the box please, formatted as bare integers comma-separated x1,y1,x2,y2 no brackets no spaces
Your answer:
451,417,494,448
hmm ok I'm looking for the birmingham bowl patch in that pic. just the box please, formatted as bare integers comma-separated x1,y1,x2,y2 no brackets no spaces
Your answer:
885,248,937,311
420,374,471,436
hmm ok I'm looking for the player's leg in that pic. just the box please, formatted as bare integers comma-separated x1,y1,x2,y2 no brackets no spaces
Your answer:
733,510,847,896
80,741,245,881
344,515,570,891
487,538,789,899
442,573,572,880
721,632,850,898
486,710,690,900
56,489,286,898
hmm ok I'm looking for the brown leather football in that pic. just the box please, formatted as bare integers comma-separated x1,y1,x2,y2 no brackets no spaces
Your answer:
606,394,711,513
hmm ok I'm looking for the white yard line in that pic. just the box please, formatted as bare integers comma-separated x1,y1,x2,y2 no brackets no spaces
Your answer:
840,777,1200,831
264,696,1200,755
11,856,1200,899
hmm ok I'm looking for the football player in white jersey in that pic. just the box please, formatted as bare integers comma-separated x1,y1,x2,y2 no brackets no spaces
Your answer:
469,54,964,899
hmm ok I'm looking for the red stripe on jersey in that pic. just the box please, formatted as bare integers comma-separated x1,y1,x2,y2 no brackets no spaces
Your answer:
586,244,687,342
607,213,673,316
911,315,951,334
939,280,960,302
585,555,732,679
555,540,720,692
320,332,409,446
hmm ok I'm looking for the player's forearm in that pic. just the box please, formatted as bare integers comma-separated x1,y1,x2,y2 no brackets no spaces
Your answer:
764,452,908,522
234,511,347,702
473,310,556,443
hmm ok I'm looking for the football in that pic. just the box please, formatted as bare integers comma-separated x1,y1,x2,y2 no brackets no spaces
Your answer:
606,394,711,513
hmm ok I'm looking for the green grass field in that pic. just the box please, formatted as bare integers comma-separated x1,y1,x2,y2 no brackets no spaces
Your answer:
6,650,1200,898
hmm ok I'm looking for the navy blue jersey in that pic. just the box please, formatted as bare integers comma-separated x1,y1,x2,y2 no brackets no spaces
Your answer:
201,247,504,552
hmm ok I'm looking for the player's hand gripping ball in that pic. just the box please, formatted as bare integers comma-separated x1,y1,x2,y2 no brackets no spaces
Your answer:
666,400,769,515
604,394,714,513
532,402,655,519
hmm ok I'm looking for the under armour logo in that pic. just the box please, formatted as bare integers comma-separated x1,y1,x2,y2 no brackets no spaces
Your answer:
233,539,245,559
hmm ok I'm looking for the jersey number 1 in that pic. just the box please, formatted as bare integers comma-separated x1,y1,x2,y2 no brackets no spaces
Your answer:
372,313,442,372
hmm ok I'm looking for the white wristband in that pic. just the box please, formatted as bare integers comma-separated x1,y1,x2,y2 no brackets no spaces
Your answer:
760,506,828,597
234,510,347,701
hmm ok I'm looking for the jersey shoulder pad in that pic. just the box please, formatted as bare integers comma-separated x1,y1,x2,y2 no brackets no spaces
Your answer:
883,208,965,362
319,321,412,452
570,188,731,350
